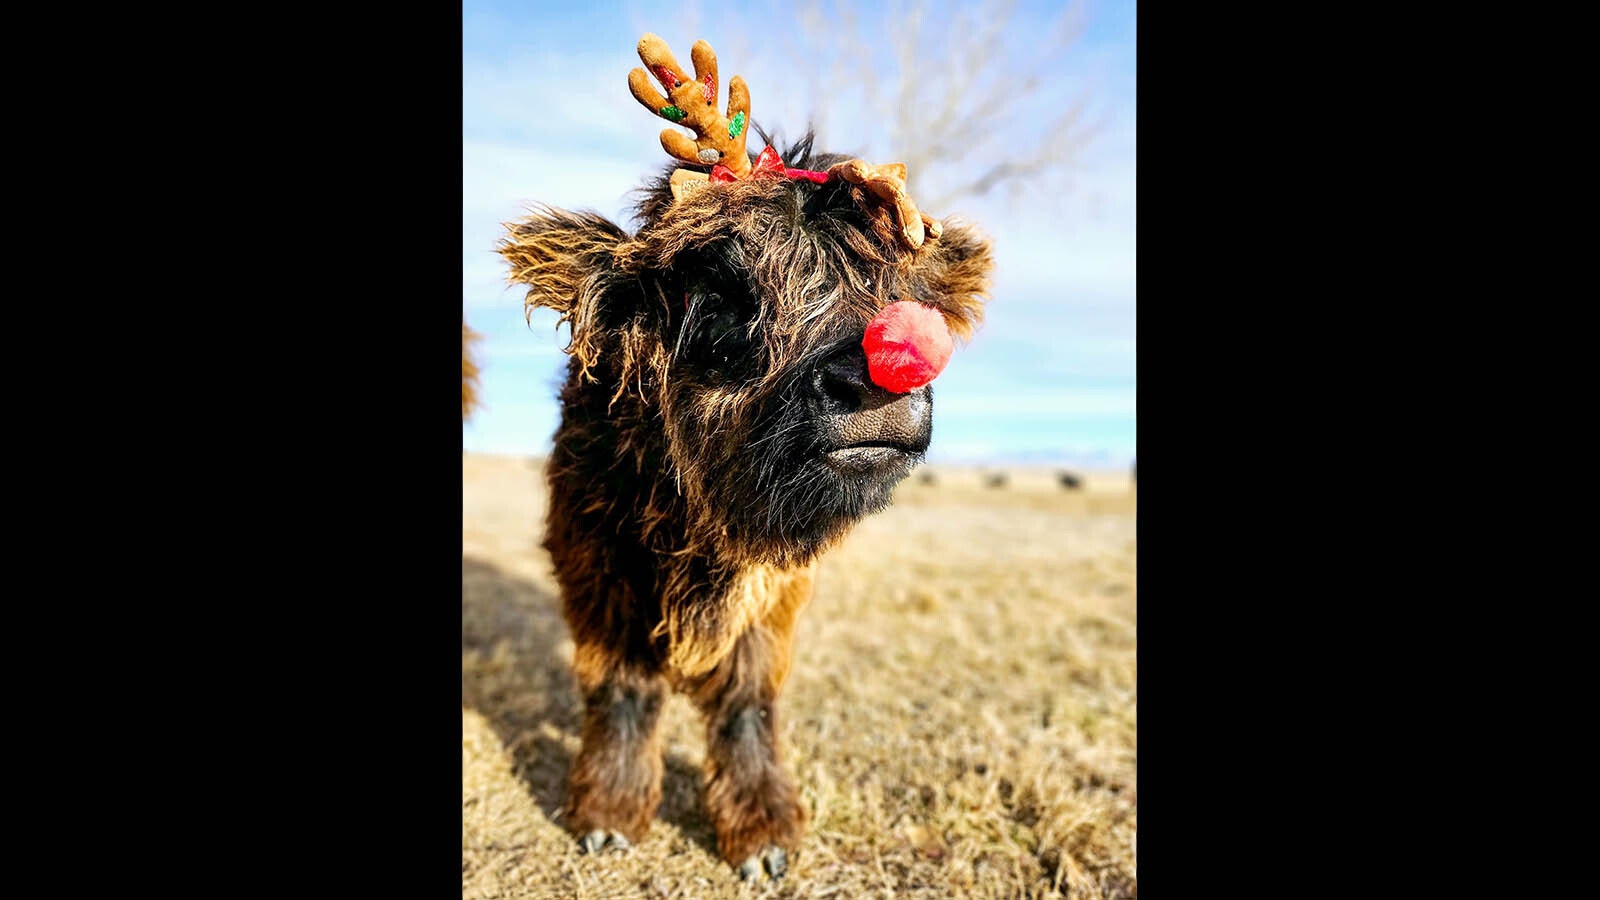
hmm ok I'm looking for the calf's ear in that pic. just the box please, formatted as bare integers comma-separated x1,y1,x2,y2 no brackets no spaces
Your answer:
499,207,641,379
919,219,995,342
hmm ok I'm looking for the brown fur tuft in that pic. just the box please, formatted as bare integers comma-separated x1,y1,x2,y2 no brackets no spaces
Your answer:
462,321,481,420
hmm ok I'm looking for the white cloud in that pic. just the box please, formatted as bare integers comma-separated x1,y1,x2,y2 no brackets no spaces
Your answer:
463,140,647,226
935,388,1136,418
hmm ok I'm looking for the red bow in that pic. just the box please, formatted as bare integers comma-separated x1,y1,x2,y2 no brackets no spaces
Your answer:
753,144,786,176
710,145,830,184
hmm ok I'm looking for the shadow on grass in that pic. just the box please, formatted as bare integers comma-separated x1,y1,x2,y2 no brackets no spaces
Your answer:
461,556,716,853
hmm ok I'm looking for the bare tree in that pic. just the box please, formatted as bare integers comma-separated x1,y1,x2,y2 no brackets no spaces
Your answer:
777,0,1101,211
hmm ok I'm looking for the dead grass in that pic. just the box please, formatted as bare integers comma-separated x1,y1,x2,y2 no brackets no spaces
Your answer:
463,453,1136,898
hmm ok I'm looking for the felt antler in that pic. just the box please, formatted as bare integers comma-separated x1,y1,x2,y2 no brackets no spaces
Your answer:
625,33,940,253
628,34,752,178
828,159,943,251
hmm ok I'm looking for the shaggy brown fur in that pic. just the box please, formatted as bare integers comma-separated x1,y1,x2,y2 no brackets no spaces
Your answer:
462,321,481,420
499,135,992,878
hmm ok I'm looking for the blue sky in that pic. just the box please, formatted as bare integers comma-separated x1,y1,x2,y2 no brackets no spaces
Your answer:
463,0,1135,467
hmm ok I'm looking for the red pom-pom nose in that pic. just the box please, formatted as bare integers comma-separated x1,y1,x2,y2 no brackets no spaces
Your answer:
862,301,953,394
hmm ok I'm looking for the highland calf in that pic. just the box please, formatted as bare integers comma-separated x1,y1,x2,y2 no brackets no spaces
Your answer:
498,34,992,881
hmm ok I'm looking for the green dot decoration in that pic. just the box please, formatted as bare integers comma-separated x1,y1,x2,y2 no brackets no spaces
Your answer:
660,106,686,122
728,111,746,139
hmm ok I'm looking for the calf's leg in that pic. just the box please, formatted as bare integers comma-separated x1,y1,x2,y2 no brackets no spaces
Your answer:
688,612,808,879
565,646,668,850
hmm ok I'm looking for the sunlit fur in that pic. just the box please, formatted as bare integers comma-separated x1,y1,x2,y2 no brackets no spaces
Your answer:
498,132,993,868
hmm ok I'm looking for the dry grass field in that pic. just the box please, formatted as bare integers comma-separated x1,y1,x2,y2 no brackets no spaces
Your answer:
463,452,1136,898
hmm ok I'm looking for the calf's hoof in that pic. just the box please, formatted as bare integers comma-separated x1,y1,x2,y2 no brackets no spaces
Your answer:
580,829,631,854
737,845,788,881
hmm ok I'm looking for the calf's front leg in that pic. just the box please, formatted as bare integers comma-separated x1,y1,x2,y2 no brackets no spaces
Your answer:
565,648,668,851
689,622,807,880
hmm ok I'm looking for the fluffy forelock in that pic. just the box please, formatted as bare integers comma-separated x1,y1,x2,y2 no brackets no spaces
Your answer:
614,130,986,381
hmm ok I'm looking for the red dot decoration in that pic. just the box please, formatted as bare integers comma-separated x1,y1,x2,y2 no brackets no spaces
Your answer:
862,301,953,394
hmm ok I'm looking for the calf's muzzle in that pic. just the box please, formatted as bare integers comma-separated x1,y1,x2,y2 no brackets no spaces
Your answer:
810,342,932,456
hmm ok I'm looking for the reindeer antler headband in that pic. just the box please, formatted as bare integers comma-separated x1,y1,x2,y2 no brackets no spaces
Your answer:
628,33,942,251
629,33,957,393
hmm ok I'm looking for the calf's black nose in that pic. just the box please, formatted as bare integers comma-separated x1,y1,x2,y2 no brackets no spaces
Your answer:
809,340,931,452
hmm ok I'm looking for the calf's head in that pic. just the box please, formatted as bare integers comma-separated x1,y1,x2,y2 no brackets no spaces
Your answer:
500,39,993,568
